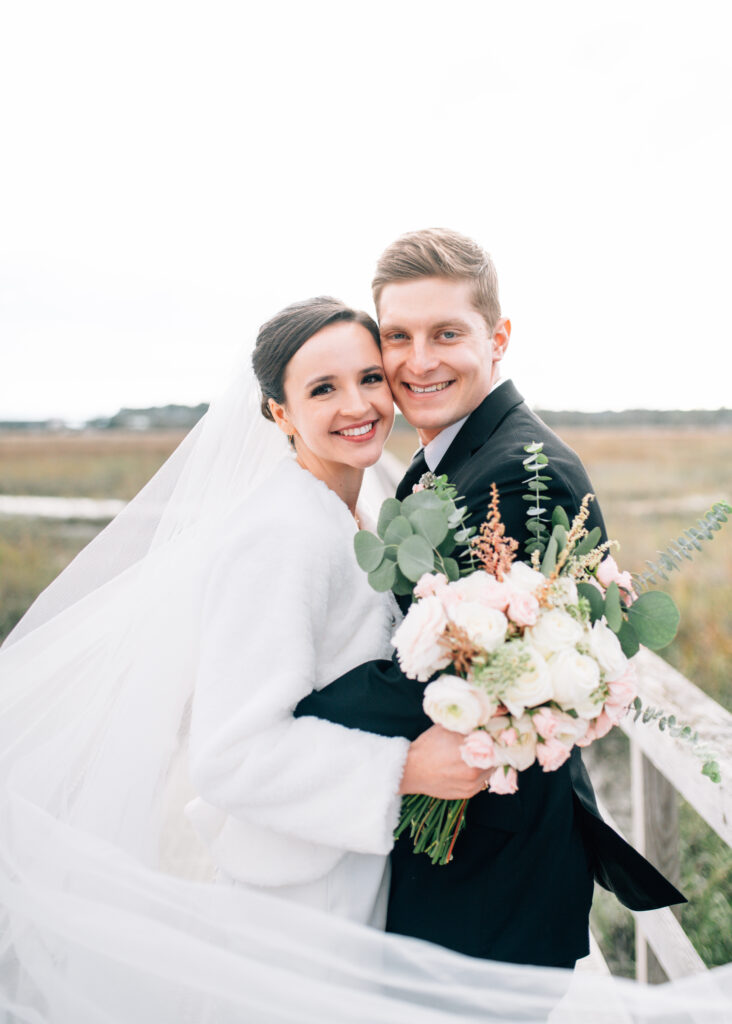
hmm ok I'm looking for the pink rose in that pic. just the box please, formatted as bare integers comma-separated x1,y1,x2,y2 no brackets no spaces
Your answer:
532,706,559,740
536,737,572,772
414,572,449,600
505,589,540,628
498,727,518,747
460,730,499,769
604,668,638,724
597,556,636,601
450,571,510,611
488,765,519,795
576,711,614,747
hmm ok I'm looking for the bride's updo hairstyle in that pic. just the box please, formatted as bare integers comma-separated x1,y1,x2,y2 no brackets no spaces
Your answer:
252,297,381,421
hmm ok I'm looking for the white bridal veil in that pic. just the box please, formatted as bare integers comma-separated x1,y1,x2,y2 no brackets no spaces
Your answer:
1,352,730,1024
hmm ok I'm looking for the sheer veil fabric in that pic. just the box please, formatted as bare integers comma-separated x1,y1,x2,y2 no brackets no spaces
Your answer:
1,353,730,1023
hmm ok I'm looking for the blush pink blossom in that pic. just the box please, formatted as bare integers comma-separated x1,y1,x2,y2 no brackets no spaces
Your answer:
460,730,499,769
505,590,540,628
604,669,638,724
597,556,636,601
576,711,614,747
536,737,572,772
489,766,519,795
498,727,518,746
532,707,560,740
413,572,449,600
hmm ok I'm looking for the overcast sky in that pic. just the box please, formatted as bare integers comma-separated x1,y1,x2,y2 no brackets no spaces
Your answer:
1,0,731,420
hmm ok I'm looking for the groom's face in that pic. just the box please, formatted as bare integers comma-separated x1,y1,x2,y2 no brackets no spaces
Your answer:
378,277,508,444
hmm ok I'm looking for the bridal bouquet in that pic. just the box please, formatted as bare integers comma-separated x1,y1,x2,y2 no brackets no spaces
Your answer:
354,444,730,864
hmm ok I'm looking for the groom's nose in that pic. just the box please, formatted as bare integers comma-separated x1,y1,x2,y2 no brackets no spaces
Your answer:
404,337,440,377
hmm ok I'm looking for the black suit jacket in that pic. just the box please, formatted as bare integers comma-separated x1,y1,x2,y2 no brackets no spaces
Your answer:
295,381,684,966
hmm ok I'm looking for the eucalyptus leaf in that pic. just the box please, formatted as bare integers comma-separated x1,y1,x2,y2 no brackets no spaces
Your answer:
617,619,640,658
573,526,602,558
442,557,460,582
393,565,414,597
401,489,444,516
577,582,604,623
397,534,436,582
409,508,449,547
437,532,457,556
540,534,558,575
384,515,414,546
376,497,403,539
552,506,570,529
368,558,397,592
353,530,386,572
604,581,623,633
552,523,568,553
627,591,680,650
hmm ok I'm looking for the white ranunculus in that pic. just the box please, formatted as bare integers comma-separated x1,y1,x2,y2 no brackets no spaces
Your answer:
449,602,508,654
587,620,628,681
527,608,584,657
423,675,487,734
505,561,546,594
500,643,553,718
549,576,578,608
392,595,450,682
548,648,603,717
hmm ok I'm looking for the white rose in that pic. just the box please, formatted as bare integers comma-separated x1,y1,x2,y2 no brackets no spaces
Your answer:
548,648,603,717
392,596,450,682
505,561,546,594
500,643,553,718
549,576,578,608
587,620,628,681
423,675,487,734
449,571,510,610
449,602,508,654
527,608,584,657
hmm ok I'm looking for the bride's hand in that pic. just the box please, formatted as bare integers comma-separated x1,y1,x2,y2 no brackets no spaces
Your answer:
399,725,492,799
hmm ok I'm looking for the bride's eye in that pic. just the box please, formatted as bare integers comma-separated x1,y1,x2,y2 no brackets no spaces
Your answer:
362,373,384,385
310,383,334,397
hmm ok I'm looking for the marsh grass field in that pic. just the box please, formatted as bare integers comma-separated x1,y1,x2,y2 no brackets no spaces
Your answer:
1,424,731,974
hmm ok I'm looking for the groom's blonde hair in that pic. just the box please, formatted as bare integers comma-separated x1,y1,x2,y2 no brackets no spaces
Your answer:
372,228,501,330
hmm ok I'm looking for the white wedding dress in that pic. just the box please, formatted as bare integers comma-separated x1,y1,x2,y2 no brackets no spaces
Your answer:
186,455,409,925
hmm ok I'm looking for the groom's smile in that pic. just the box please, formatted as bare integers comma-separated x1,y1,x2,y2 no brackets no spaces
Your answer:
378,277,510,444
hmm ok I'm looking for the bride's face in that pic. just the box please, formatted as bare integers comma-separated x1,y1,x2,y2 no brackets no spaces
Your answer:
270,321,394,471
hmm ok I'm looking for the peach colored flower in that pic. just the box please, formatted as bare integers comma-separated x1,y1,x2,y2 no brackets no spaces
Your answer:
597,556,636,601
489,765,519,795
392,596,450,682
499,727,518,746
576,711,614,746
414,572,449,600
505,589,540,627
536,737,572,772
460,730,499,769
450,571,510,611
604,668,638,724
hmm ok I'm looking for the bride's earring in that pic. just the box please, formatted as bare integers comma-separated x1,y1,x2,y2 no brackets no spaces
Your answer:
287,434,296,450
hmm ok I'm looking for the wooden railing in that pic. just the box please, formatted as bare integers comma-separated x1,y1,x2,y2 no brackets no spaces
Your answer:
584,649,732,983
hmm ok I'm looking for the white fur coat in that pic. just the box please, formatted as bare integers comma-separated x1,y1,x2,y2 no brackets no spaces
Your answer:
186,457,409,886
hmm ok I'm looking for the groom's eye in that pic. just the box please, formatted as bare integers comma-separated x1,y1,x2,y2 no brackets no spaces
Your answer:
440,330,458,340
384,332,407,343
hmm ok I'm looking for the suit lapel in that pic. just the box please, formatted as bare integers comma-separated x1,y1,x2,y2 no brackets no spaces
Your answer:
433,380,525,479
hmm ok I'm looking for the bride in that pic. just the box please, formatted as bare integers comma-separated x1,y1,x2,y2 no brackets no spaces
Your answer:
1,296,730,1023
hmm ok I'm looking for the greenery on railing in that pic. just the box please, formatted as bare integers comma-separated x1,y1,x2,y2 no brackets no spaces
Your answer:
633,502,732,593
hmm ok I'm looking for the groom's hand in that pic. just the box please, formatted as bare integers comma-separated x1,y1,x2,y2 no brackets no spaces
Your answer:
399,725,491,799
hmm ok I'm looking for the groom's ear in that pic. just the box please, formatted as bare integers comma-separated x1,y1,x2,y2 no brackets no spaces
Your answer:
491,317,511,362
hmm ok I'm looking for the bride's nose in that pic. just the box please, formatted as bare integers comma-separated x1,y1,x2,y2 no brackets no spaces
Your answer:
338,382,372,419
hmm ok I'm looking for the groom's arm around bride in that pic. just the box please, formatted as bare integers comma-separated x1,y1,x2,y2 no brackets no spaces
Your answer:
295,228,684,968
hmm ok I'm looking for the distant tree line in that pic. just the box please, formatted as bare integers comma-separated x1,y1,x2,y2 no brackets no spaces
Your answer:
1,404,730,432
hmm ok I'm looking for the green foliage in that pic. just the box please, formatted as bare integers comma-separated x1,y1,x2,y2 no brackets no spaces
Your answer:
626,590,680,650
577,582,604,623
633,501,732,593
631,697,720,781
522,442,552,558
355,473,474,601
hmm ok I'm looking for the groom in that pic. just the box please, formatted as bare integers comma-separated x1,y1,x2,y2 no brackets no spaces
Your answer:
295,228,683,967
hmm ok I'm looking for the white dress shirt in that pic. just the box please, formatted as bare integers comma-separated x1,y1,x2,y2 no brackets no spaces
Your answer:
421,378,507,471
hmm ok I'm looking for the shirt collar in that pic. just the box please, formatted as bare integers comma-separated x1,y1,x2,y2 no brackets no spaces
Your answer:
421,379,507,472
